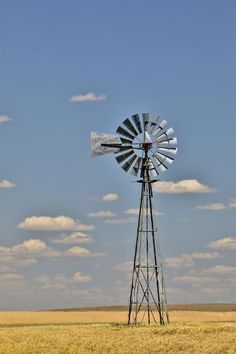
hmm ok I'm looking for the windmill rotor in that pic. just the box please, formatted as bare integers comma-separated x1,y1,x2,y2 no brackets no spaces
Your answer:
91,113,177,179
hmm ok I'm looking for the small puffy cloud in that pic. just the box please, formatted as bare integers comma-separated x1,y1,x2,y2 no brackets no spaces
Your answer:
165,255,194,268
102,193,119,202
87,210,115,218
208,237,236,250
18,215,95,231
52,232,93,244
124,208,139,216
70,92,107,102
0,179,15,188
190,252,220,260
19,239,46,252
229,198,236,208
65,246,91,256
196,199,236,210
0,239,46,256
0,239,59,258
0,115,11,123
165,252,220,268
205,265,236,275
196,203,226,210
72,272,92,283
0,256,38,267
153,179,216,194
35,271,92,290
0,273,23,282
65,246,104,257
104,217,136,224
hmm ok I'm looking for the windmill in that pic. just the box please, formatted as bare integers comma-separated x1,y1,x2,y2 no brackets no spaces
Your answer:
90,113,178,324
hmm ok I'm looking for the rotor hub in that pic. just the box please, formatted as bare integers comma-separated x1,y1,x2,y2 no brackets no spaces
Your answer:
90,112,178,179
142,142,152,150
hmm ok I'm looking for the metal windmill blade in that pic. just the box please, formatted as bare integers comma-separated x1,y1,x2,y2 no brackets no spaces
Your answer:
115,150,135,164
156,127,175,142
132,114,143,134
116,125,135,140
122,118,139,137
158,137,178,146
130,156,142,177
147,115,160,134
152,119,168,138
121,153,138,172
142,113,150,133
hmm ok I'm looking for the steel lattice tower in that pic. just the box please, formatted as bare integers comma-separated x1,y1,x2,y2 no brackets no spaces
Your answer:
128,153,169,324
90,112,177,325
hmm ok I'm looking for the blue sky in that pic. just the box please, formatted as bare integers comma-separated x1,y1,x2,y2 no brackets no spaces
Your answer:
0,0,235,309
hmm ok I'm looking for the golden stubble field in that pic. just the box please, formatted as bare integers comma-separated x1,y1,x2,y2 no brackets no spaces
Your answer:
0,310,235,354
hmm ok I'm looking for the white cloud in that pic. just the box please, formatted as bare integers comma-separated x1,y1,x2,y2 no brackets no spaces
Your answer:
0,179,15,188
196,198,236,211
205,265,236,275
0,115,11,123
18,215,95,231
104,217,136,224
229,198,236,208
124,208,161,216
52,232,93,244
0,256,38,267
0,273,23,282
153,179,216,194
173,275,217,284
190,252,220,260
102,193,119,202
208,237,236,250
65,246,104,257
124,208,139,216
70,92,107,102
72,272,92,283
196,203,226,210
65,246,90,256
87,210,115,218
0,239,46,255
165,251,220,268
113,261,132,271
165,255,195,268
0,239,59,258
35,272,92,290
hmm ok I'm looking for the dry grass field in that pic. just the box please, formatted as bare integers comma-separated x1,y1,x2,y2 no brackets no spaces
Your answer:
0,307,235,353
